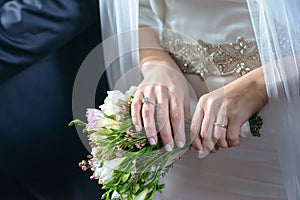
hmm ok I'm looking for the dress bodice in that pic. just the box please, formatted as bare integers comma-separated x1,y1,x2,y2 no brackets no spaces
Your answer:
140,0,255,43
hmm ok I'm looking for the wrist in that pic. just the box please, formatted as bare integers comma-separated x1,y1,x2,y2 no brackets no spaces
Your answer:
249,67,269,107
140,62,185,82
140,59,183,77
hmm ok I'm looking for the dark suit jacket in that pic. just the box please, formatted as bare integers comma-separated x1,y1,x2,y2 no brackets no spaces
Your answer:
0,0,108,199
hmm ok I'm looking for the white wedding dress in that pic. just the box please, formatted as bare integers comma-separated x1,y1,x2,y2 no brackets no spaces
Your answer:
140,0,287,199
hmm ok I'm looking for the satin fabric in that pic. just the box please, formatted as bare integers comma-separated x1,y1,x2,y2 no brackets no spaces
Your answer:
139,1,287,199
100,0,300,199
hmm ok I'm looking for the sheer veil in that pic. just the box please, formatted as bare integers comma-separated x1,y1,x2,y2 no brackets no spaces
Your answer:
99,0,300,199
99,0,140,90
247,0,300,199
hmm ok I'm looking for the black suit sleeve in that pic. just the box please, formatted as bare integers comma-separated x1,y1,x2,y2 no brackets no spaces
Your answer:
0,0,98,70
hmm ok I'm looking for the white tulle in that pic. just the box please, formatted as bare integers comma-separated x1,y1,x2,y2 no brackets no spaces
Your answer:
99,0,141,90
248,0,300,199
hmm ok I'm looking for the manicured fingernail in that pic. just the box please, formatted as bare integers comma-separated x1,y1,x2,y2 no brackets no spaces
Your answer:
165,144,172,152
198,146,205,159
135,125,142,132
149,137,156,145
198,150,204,159
198,146,203,154
177,141,184,148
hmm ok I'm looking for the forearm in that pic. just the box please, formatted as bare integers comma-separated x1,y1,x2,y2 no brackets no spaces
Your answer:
139,26,182,75
228,66,268,111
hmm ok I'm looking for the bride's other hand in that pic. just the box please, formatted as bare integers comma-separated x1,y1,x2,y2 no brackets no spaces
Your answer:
131,62,190,151
190,67,268,156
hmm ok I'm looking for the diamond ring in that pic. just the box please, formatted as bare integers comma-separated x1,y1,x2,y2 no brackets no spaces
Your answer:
142,97,155,106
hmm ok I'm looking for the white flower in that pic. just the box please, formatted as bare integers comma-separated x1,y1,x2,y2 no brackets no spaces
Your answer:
134,189,148,200
100,90,128,116
90,147,98,158
100,100,120,116
111,191,121,199
94,166,104,178
97,157,126,184
100,87,137,116
125,86,137,97
107,90,128,103
98,166,113,183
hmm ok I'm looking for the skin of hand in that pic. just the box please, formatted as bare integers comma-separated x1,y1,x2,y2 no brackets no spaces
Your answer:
190,67,268,156
131,26,190,151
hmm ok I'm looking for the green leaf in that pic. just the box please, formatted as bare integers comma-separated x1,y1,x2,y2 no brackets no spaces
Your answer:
68,119,86,126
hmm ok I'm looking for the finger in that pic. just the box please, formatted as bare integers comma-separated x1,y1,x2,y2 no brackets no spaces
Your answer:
141,95,158,145
169,93,185,148
155,87,173,149
210,144,219,153
217,129,228,148
131,90,143,132
201,110,216,153
190,104,204,151
226,118,241,147
156,102,173,148
214,111,229,148
184,94,191,120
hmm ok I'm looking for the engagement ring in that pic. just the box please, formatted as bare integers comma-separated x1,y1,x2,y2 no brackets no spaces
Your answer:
142,97,155,106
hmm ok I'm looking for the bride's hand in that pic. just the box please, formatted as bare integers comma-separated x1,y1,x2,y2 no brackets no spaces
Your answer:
131,61,190,151
190,67,268,156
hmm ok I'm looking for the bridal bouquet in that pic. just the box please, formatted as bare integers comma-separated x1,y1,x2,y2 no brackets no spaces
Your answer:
69,86,189,200
70,85,263,200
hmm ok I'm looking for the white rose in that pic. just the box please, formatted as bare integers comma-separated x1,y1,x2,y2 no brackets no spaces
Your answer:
100,90,128,116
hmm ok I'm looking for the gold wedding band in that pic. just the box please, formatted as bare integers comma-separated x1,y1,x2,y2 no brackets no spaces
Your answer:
213,123,228,128
142,97,155,106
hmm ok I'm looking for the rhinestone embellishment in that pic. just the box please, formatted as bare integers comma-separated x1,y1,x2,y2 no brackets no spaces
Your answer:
161,31,261,79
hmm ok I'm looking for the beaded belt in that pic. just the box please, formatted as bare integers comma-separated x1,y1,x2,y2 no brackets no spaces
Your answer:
161,31,263,136
161,31,261,80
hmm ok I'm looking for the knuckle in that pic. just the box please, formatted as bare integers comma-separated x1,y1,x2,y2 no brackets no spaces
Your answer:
142,107,151,116
171,110,182,121
160,134,173,145
200,131,207,141
156,86,165,95
229,109,239,120
144,126,155,134
226,134,239,145
219,143,228,148
198,96,207,105
131,115,138,122
160,130,171,138
226,134,236,142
